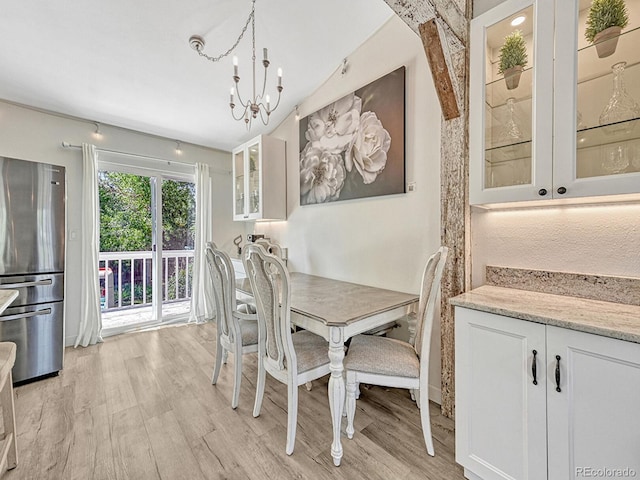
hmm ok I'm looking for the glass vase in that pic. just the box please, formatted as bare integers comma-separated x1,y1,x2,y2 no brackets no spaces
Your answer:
599,61,640,135
498,97,522,145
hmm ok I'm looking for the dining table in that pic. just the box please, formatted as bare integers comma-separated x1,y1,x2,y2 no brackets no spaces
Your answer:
236,271,419,466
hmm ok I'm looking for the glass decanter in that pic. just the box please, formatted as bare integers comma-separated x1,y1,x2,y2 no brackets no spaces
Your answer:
601,144,630,174
599,61,640,135
498,97,523,146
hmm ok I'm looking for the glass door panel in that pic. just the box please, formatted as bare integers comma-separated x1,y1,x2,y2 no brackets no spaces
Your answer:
161,178,196,320
98,171,156,330
248,141,260,214
234,150,245,216
575,0,640,179
484,5,534,189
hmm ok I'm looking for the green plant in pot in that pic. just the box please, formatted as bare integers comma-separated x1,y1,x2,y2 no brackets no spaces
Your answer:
498,30,528,90
585,0,629,58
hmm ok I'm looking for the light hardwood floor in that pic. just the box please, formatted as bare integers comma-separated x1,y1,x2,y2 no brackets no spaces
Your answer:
7,322,466,480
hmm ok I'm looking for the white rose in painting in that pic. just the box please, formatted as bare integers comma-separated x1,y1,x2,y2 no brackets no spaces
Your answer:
299,144,346,204
345,111,391,184
305,94,362,153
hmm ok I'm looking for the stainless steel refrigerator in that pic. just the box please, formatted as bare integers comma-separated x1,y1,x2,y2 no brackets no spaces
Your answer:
0,157,65,383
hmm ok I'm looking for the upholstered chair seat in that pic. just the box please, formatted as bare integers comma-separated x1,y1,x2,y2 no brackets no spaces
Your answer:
287,330,330,373
345,335,419,378
238,320,259,346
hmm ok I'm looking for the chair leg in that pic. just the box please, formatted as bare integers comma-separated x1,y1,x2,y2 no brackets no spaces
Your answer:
211,338,223,385
415,388,421,409
418,387,434,456
305,381,312,391
285,382,298,455
222,350,229,364
253,355,266,418
355,382,361,400
346,372,357,439
231,351,242,409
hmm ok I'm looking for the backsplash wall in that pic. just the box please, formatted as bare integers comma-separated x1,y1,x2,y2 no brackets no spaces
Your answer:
471,203,640,288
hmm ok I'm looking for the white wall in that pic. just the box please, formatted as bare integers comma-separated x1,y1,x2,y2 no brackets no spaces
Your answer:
472,203,640,286
251,16,444,401
0,100,243,347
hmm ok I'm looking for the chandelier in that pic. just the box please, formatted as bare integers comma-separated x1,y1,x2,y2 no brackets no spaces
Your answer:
189,0,283,129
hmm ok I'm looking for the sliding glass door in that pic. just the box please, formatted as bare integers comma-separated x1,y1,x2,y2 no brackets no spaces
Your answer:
160,177,196,320
98,158,195,333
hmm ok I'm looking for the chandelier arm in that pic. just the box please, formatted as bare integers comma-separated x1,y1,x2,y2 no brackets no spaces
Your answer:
270,88,283,113
195,1,255,63
234,84,249,109
230,105,249,122
257,107,270,126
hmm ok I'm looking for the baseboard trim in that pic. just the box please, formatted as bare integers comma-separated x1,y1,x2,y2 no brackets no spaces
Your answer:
429,384,442,405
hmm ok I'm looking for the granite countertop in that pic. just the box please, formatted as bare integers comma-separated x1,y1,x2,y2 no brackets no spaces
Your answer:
450,285,640,344
0,290,18,316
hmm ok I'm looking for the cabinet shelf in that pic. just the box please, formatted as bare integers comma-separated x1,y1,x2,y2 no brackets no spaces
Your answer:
577,26,640,85
485,139,532,164
577,117,640,149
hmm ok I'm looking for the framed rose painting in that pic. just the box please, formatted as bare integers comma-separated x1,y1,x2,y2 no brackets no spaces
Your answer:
299,66,405,205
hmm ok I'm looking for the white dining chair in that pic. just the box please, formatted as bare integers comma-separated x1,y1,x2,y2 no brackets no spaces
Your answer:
344,246,448,456
205,242,259,409
242,243,331,455
253,238,315,391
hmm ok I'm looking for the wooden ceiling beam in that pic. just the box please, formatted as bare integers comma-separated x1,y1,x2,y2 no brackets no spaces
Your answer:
419,19,460,120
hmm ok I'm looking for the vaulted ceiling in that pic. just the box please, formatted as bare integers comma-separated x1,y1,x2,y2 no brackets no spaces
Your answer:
0,0,393,151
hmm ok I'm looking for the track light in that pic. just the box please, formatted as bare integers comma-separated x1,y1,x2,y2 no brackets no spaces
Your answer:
175,141,183,155
93,122,103,139
341,58,349,75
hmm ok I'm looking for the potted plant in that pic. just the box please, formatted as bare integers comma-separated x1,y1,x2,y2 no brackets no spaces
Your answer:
498,30,528,90
585,0,629,58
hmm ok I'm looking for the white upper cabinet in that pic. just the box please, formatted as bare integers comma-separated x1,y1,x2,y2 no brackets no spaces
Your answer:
470,0,640,205
232,135,286,221
470,0,554,204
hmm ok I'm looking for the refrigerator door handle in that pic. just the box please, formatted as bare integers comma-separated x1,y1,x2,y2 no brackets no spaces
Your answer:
0,279,53,289
0,308,52,322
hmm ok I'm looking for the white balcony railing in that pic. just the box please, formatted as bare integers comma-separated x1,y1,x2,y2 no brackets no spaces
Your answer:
99,250,194,311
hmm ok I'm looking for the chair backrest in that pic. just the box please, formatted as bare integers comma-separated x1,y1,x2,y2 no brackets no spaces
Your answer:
414,246,448,360
242,243,295,373
254,238,284,259
205,242,241,342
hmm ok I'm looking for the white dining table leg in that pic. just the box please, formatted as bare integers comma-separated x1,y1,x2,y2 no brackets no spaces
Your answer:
328,326,345,466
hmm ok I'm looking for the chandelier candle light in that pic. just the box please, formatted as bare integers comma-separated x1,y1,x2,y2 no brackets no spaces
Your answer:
189,0,283,129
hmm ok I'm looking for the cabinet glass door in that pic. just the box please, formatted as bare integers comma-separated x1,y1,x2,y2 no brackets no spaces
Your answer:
555,0,640,198
247,141,261,215
576,0,640,180
484,5,534,190
470,0,554,204
234,149,245,217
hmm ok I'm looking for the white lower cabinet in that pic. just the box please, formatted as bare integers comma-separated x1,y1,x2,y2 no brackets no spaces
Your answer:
455,307,640,480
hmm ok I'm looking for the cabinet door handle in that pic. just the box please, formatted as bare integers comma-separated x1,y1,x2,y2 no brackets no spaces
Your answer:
557,186,567,195
555,355,562,392
532,349,538,385
538,188,547,197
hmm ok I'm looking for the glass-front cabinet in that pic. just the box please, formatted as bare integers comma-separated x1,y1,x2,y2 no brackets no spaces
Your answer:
232,134,286,221
555,0,640,198
471,0,640,205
